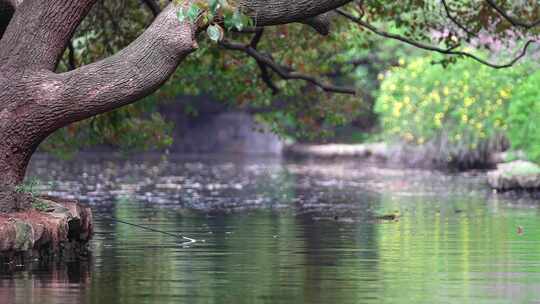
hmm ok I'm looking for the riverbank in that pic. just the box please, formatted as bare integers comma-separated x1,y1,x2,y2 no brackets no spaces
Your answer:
0,198,93,266
286,143,540,193
284,142,516,170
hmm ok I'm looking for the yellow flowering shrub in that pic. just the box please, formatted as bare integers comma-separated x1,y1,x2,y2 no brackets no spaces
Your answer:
376,55,528,149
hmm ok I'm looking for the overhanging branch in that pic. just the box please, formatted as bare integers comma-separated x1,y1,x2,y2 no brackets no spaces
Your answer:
485,0,540,29
336,8,536,69
239,0,353,27
219,32,356,95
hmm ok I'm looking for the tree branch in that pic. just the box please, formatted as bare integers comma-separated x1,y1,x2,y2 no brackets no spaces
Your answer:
219,36,356,95
239,0,352,27
485,0,540,29
42,4,197,130
301,12,333,35
0,0,358,145
248,28,280,94
336,8,536,69
0,0,97,70
441,0,477,37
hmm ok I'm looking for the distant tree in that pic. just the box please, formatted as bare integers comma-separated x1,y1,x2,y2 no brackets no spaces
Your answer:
0,0,538,211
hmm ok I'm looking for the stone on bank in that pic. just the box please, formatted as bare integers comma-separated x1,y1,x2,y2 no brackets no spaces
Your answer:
488,160,540,191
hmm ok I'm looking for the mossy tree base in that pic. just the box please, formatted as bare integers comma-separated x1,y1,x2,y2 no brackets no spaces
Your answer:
0,197,93,265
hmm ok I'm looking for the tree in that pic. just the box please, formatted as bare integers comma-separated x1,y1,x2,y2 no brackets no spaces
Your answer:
43,0,366,154
0,0,538,211
0,0,353,211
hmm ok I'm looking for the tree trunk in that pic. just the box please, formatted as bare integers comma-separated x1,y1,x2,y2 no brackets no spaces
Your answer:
0,0,351,212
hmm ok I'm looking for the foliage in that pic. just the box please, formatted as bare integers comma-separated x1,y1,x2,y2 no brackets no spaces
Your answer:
507,70,540,162
14,178,52,211
176,0,253,42
50,0,369,149
44,0,540,154
31,199,52,212
164,20,366,140
332,21,425,142
46,0,173,157
375,53,532,166
42,104,174,159
14,177,40,197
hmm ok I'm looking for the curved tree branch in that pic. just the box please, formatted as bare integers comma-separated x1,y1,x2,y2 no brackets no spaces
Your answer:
0,0,96,70
0,0,356,186
336,8,536,69
301,12,333,35
240,0,352,27
485,0,540,29
219,36,356,95
248,28,280,94
441,0,477,37
45,4,197,129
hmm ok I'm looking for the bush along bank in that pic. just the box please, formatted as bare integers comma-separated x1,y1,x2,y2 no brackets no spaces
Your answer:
374,54,538,170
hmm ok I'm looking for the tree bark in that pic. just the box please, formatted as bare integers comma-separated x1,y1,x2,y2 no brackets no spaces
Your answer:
0,0,351,211
240,0,351,26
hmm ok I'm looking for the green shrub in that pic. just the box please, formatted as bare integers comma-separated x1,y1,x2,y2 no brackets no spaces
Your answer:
375,55,530,167
508,70,540,162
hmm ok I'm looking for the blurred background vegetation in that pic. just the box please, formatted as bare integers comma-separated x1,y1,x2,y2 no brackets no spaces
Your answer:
42,0,540,169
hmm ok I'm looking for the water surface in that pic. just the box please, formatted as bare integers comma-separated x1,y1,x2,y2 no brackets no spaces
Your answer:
1,154,540,303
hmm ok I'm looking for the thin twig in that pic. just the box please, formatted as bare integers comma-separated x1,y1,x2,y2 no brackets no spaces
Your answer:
441,0,477,37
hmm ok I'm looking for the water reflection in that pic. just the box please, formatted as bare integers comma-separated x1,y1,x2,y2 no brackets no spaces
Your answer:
1,153,540,303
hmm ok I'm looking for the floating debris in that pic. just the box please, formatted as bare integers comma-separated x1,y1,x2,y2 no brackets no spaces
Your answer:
375,211,400,221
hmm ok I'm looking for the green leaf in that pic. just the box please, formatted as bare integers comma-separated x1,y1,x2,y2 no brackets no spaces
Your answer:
206,24,223,42
231,10,245,31
240,13,253,28
186,4,201,23
176,7,186,23
223,10,235,30
209,0,220,14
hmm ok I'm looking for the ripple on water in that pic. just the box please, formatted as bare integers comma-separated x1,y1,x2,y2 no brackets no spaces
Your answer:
0,154,539,303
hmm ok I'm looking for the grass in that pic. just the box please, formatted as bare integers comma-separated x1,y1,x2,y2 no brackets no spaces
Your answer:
14,178,53,211
31,199,52,212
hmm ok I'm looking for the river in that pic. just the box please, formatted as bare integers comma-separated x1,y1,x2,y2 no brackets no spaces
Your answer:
1,153,540,303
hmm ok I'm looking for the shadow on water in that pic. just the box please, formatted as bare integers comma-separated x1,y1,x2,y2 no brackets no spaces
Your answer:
1,153,540,303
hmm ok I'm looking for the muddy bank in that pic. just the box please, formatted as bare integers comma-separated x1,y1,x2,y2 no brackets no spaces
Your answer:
0,198,93,265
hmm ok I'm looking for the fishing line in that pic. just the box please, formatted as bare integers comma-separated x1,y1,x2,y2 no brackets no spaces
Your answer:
105,216,197,245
